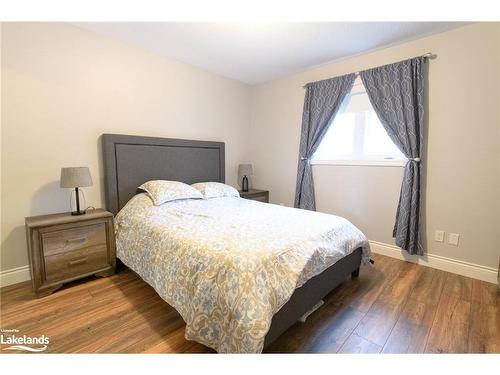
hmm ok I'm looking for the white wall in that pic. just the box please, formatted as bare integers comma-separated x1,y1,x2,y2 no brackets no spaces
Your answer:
1,23,251,272
1,22,499,280
250,23,500,270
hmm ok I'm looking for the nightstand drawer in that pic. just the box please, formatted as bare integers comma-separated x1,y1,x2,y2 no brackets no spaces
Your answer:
250,195,268,203
42,223,107,256
44,245,109,282
239,189,269,203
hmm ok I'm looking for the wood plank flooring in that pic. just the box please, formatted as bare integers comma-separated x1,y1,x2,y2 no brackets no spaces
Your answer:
1,253,498,353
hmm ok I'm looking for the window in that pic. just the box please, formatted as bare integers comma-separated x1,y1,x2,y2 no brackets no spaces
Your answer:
312,78,406,166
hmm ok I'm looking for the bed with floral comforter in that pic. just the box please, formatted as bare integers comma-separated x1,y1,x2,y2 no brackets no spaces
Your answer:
114,194,370,353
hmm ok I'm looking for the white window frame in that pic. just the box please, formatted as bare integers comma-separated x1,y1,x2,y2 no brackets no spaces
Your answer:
311,78,407,168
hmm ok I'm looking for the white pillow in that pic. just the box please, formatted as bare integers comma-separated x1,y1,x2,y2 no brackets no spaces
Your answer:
191,182,240,199
138,180,203,206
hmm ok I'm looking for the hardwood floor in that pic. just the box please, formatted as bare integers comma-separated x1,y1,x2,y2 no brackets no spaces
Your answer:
1,253,498,353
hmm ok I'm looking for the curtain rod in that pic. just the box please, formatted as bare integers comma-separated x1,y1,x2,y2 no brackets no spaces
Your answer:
353,52,434,75
303,52,434,88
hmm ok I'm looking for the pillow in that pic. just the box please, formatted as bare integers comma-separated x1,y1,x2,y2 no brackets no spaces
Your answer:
191,182,240,199
138,180,203,206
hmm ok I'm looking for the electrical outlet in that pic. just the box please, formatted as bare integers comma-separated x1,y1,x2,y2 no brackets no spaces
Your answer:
448,233,460,246
434,230,445,242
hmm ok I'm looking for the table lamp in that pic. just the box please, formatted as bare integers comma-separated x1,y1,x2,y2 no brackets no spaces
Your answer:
60,167,93,215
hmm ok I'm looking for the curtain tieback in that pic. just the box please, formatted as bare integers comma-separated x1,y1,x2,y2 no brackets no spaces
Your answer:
408,157,421,162
300,157,309,161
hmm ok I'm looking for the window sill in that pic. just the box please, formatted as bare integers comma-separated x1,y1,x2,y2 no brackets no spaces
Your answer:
311,159,406,167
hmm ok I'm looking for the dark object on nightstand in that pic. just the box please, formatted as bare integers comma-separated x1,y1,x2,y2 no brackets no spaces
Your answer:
242,176,249,192
25,209,116,297
238,189,269,203
238,164,253,192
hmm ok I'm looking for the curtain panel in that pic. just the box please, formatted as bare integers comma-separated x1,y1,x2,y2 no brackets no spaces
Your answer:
294,74,356,210
360,56,425,255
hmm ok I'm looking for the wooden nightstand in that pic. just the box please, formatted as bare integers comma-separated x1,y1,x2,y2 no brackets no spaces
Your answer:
238,189,269,203
25,209,116,297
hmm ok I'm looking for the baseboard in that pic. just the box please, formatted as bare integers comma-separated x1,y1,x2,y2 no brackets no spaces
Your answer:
369,240,498,285
0,265,31,287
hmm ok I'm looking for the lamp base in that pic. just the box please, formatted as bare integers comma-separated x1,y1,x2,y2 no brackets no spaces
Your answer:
70,187,86,216
242,175,249,192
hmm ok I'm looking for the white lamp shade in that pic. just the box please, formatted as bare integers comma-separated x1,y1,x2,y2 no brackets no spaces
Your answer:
60,167,93,188
238,164,253,176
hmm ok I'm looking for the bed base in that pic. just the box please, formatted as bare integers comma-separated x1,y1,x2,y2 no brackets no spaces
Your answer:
264,247,362,348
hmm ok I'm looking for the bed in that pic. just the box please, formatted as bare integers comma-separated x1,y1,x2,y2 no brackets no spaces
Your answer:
101,133,370,353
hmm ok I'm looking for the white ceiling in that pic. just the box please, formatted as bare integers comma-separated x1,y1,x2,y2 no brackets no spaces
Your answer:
73,22,467,85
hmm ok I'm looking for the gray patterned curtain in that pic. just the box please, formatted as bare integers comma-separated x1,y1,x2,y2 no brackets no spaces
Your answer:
294,74,356,210
360,56,425,255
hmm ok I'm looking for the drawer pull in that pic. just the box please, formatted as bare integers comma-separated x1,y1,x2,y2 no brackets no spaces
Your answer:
66,237,87,244
68,257,88,266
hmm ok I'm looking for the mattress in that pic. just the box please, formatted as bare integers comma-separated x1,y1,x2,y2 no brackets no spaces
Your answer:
114,193,370,353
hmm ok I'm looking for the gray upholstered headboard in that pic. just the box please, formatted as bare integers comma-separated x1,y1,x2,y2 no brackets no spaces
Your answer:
101,134,225,214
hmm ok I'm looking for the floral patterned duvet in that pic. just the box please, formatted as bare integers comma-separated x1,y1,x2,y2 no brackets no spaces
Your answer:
115,194,370,353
